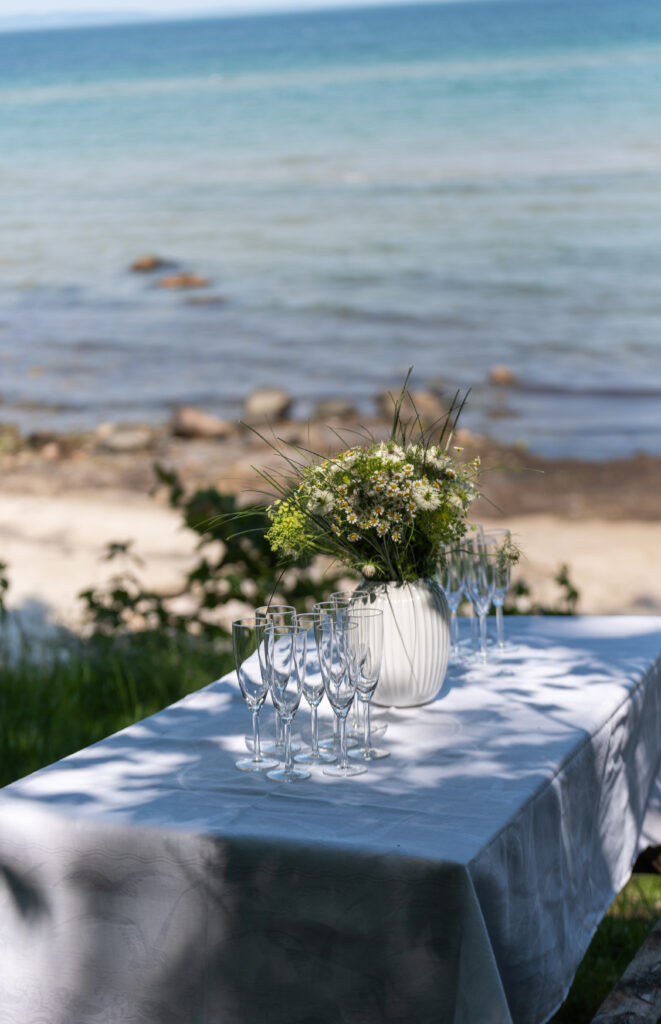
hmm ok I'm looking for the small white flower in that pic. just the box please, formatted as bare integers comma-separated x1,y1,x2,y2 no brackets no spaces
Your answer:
362,563,376,578
309,489,334,514
411,486,441,511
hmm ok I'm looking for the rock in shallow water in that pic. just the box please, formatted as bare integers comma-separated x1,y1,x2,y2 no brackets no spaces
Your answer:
130,254,173,272
157,272,209,289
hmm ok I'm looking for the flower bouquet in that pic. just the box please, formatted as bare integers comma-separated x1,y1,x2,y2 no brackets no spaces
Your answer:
256,374,481,706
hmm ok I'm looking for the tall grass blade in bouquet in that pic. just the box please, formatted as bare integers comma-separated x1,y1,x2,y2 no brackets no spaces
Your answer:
262,371,481,584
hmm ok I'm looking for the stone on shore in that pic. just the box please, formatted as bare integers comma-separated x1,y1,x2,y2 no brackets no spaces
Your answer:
171,406,233,440
157,272,209,290
243,388,293,424
96,425,156,453
130,254,172,273
375,388,446,428
312,398,358,421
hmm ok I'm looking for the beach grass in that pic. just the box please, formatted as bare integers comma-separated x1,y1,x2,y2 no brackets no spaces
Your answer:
0,629,233,787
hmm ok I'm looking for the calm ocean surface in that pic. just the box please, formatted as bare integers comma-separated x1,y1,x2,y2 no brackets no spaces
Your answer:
1,0,661,457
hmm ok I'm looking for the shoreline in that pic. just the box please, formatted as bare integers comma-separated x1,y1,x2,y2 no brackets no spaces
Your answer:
3,405,661,519
1,402,661,633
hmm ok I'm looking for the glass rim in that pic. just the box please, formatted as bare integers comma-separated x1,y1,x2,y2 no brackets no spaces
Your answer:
255,603,297,612
231,616,272,628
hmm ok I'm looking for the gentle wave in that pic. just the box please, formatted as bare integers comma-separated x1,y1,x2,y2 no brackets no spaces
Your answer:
3,45,661,105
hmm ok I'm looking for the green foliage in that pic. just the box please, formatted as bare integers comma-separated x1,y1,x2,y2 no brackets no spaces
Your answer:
80,464,345,638
0,630,232,787
0,560,8,621
550,874,661,1023
504,563,581,616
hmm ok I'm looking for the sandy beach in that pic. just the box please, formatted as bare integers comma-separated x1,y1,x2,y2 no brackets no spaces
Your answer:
1,413,660,637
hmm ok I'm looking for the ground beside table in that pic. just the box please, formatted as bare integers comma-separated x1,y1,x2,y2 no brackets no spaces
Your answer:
1,617,660,1024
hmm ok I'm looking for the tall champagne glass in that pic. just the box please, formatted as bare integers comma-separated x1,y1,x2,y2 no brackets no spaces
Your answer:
318,617,366,778
330,592,370,737
294,612,335,765
436,544,466,661
266,625,310,782
255,604,297,754
481,529,513,651
464,543,496,662
231,618,279,772
345,607,387,761
312,601,348,752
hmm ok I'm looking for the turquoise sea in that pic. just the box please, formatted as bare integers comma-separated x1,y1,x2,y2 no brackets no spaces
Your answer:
1,0,661,457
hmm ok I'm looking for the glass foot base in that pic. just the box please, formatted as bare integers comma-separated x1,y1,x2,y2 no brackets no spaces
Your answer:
236,755,279,772
323,762,367,777
267,766,311,782
295,748,336,764
349,746,390,761
250,738,301,755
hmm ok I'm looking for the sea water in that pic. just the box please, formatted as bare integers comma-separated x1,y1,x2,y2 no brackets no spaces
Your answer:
1,0,661,457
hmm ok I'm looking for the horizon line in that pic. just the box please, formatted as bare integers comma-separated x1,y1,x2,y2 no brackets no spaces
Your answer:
0,0,493,35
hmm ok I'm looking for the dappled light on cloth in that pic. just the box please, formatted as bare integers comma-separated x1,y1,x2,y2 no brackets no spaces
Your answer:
1,617,661,1023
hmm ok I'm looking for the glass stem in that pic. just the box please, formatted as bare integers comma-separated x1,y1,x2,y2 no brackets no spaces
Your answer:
311,705,319,755
495,603,505,648
275,711,283,747
479,612,488,661
450,609,459,653
339,714,348,770
363,699,371,752
284,718,292,772
252,708,261,763
352,694,360,731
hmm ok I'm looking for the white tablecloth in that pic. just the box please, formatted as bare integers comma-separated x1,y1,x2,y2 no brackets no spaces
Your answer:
1,617,661,1024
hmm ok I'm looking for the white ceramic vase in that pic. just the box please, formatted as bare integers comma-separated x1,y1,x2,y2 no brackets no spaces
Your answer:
357,578,451,707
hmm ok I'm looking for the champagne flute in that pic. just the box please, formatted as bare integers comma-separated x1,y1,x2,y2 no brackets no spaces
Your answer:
231,618,279,772
330,591,371,738
312,600,347,752
266,625,310,782
294,612,335,765
345,607,387,762
318,617,366,778
481,529,513,652
464,542,496,663
255,604,298,754
436,544,466,661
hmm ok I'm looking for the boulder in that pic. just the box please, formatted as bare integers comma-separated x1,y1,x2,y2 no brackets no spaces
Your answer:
130,254,172,273
376,389,446,428
312,398,358,421
157,272,209,290
97,426,155,453
243,388,293,424
171,406,233,440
